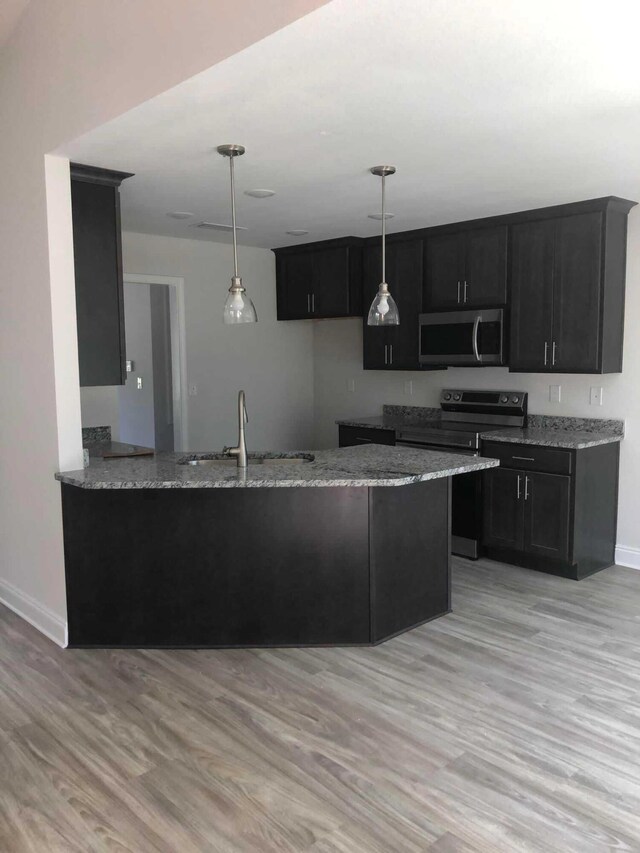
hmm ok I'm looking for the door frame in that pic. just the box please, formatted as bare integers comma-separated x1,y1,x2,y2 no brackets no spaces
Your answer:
123,273,188,451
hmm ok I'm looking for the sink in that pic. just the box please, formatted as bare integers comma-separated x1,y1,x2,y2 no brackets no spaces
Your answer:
182,455,314,467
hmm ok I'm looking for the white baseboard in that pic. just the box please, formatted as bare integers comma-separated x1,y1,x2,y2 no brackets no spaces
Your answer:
0,577,67,647
615,545,640,571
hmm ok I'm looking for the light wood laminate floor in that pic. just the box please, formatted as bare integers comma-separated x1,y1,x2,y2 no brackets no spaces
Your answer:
2,557,640,852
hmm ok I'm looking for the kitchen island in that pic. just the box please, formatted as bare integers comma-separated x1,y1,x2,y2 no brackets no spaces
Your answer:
56,445,498,648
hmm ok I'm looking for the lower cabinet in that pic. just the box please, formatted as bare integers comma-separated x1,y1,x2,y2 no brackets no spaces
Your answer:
483,467,570,560
339,425,396,447
481,441,619,579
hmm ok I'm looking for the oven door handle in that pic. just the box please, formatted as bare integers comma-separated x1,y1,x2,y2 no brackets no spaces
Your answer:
472,315,481,363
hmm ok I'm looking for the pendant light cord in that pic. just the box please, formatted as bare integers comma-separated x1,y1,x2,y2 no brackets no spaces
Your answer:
381,173,386,284
229,154,239,278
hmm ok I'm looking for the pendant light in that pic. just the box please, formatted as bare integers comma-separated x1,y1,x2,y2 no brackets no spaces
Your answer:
367,165,399,326
217,144,258,324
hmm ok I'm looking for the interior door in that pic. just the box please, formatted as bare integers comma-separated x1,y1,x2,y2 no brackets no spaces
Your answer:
551,212,602,372
312,246,350,317
424,232,464,309
482,468,524,550
509,219,555,371
523,472,571,561
278,252,313,319
464,225,507,306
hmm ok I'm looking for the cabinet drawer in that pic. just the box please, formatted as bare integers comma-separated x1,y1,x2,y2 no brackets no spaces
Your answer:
339,425,396,447
482,441,572,475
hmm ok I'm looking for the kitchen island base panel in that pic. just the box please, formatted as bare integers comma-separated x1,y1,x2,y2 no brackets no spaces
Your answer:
61,480,451,648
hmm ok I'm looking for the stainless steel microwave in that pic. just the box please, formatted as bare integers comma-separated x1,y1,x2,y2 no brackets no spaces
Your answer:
418,308,504,366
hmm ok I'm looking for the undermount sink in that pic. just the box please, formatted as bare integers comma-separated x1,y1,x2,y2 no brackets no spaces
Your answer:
182,455,314,467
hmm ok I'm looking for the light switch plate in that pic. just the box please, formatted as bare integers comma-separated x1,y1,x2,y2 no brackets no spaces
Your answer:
404,380,414,396
549,385,561,403
590,386,604,406
346,379,355,393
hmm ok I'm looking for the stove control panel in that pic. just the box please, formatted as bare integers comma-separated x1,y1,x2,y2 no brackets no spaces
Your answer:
440,389,527,413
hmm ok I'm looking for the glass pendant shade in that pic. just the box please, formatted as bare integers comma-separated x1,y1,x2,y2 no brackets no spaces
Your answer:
367,282,399,326
367,164,399,326
216,143,257,324
224,276,258,324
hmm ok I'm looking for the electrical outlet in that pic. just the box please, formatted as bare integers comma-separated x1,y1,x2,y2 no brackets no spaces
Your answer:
136,376,143,390
549,385,561,403
346,379,355,393
590,386,604,406
188,383,198,397
404,380,414,396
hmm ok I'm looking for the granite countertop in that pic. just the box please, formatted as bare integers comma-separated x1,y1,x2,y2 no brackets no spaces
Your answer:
338,406,624,450
55,445,499,490
479,428,623,450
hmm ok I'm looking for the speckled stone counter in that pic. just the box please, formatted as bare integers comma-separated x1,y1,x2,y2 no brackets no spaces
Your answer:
56,444,499,490
336,404,441,432
481,415,624,449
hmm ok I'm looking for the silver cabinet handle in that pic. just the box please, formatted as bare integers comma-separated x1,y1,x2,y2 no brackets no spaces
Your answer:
512,456,535,462
389,344,393,366
524,475,530,501
457,281,461,303
356,437,373,443
517,474,521,500
311,293,315,313
307,294,311,313
552,341,557,366
544,341,548,366
472,315,481,362
463,281,468,303
384,344,388,365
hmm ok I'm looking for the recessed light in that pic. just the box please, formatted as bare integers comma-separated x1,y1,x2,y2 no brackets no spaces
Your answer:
319,130,332,137
286,229,309,237
368,213,395,221
167,211,194,219
244,189,275,198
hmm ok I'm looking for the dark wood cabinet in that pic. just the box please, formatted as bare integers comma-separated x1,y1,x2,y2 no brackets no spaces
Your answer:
274,237,363,320
482,440,619,579
510,200,634,374
71,163,133,387
424,225,507,310
338,425,396,447
363,237,425,370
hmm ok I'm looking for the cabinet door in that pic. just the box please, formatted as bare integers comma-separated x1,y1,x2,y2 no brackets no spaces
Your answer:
362,244,391,369
523,472,570,561
424,233,464,309
72,179,126,386
464,225,507,306
482,468,524,550
386,239,424,369
277,252,313,319
312,247,350,317
552,212,602,372
509,219,555,371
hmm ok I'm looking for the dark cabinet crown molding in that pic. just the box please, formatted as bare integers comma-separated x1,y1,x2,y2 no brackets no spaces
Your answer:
70,162,134,188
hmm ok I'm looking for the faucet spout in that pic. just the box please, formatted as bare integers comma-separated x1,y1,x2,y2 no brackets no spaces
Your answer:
226,390,249,468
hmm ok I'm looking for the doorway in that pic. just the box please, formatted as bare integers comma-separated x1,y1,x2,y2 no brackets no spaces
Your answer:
119,274,187,451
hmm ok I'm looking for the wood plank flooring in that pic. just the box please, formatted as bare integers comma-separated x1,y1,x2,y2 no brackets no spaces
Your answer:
2,557,640,851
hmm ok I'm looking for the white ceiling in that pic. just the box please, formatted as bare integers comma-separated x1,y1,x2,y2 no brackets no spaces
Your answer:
60,0,640,249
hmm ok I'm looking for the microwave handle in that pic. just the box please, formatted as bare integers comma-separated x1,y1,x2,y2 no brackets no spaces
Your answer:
472,315,481,362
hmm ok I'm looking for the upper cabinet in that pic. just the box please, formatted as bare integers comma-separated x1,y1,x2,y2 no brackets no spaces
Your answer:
424,225,507,309
510,199,634,373
71,163,133,387
274,237,363,320
363,237,424,370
